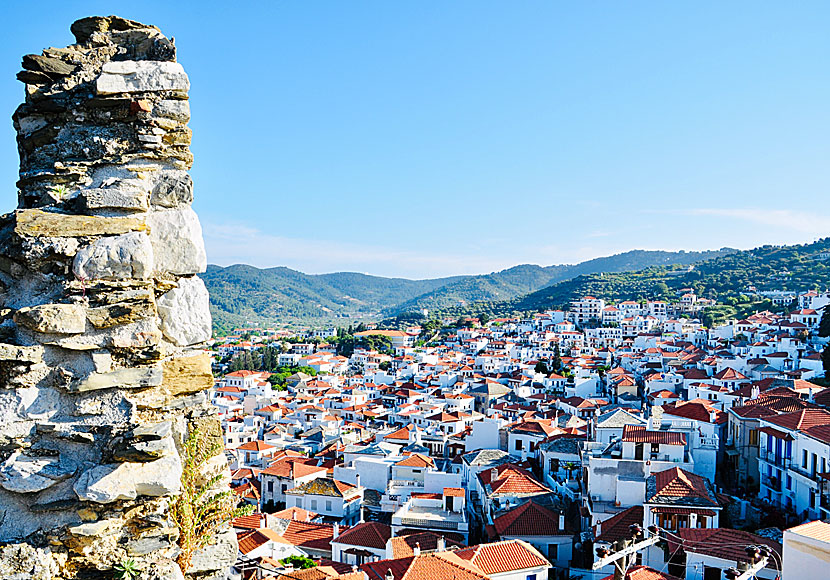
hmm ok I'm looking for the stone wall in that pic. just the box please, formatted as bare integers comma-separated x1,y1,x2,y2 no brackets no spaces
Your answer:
0,16,234,580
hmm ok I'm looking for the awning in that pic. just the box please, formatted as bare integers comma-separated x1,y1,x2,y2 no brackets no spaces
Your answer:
725,449,739,457
651,507,717,516
759,426,794,441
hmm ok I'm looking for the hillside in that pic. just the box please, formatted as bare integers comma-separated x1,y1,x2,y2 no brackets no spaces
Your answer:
204,249,734,331
387,249,734,316
448,238,830,320
202,265,464,332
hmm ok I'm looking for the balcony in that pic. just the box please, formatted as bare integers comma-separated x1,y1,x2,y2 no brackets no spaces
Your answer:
761,474,782,492
758,448,790,469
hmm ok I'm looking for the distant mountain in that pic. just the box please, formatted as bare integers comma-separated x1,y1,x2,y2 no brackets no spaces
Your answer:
386,249,735,316
453,238,830,322
203,248,735,332
202,264,464,332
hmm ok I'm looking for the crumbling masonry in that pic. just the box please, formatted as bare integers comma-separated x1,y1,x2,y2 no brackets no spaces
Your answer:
0,16,234,580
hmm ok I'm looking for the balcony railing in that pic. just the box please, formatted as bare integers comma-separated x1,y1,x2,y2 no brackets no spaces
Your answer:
398,518,462,530
389,480,425,489
761,474,782,492
758,449,790,469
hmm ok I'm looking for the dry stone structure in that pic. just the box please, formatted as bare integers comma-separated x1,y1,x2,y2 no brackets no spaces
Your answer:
0,16,234,580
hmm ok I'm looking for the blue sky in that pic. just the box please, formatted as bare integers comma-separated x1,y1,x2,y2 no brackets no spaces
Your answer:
1,2,828,278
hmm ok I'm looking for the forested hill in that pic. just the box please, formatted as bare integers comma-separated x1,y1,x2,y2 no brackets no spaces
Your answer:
204,248,734,331
453,238,830,320
202,265,464,332
384,249,734,316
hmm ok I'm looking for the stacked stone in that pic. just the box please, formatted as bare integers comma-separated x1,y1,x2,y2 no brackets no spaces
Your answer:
0,16,234,580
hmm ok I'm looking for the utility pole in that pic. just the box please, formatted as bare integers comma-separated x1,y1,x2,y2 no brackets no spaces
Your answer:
592,524,663,580
724,545,774,580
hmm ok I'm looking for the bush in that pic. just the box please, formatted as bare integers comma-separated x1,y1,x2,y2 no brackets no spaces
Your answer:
170,426,253,572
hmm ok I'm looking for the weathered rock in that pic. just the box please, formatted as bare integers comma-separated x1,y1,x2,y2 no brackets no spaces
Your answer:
85,290,156,328
1,15,226,578
73,454,181,503
187,526,237,575
150,170,192,208
146,207,207,274
21,54,76,78
73,232,154,280
72,365,163,392
14,304,86,334
0,343,44,363
95,61,189,95
70,15,156,43
153,100,190,122
157,277,211,346
79,179,150,212
0,452,71,493
15,209,146,238
162,352,214,396
111,428,175,462
0,544,63,580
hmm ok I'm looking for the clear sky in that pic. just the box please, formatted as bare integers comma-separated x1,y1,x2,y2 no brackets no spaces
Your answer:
1,1,828,278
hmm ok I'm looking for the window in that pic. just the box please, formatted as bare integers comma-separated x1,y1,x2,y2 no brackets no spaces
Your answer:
804,449,809,468
516,440,523,451
749,429,759,446
547,543,558,560
311,499,317,510
326,500,332,511
525,575,536,580
267,481,274,493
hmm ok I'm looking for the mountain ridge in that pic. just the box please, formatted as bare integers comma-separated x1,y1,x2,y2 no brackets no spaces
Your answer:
203,248,735,331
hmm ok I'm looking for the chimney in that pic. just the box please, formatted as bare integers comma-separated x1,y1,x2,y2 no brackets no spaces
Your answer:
355,473,361,490
436,536,446,552
809,387,815,403
333,522,339,538
386,570,395,580
559,513,565,531
751,385,760,400
413,542,421,557
359,506,365,524
708,409,717,424
490,467,499,482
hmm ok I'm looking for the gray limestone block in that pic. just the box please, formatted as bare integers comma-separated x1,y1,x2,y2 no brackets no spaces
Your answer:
45,318,162,351
80,178,150,212
73,232,154,281
73,454,182,504
150,170,193,208
14,304,86,334
0,543,62,580
153,100,190,122
146,207,207,275
0,452,72,494
187,526,237,575
95,61,189,95
72,365,163,392
157,277,211,346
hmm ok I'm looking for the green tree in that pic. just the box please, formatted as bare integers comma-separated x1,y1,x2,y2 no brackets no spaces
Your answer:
551,344,563,372
823,344,830,376
534,361,549,375
819,307,830,338
281,555,316,569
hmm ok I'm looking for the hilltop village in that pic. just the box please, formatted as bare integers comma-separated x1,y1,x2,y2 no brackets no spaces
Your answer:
211,290,830,580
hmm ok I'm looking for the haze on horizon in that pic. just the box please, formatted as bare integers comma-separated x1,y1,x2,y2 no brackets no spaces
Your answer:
1,1,828,278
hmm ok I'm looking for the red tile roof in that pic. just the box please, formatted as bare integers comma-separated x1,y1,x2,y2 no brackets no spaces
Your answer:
332,522,391,550
594,506,645,543
622,425,686,445
361,552,487,580
491,500,563,538
280,520,339,551
667,528,781,570
478,463,552,497
395,453,434,468
649,467,719,507
455,539,550,575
